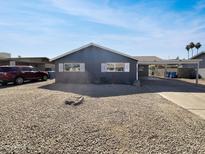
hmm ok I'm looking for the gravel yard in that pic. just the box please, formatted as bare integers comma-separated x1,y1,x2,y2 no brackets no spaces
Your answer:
0,80,205,153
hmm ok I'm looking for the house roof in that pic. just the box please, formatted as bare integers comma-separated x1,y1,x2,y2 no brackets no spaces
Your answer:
0,57,51,64
50,43,138,62
191,51,205,59
138,59,202,65
134,56,162,62
135,56,201,65
13,57,49,60
0,57,49,60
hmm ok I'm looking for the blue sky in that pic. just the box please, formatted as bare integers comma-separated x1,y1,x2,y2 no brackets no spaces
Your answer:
0,0,205,59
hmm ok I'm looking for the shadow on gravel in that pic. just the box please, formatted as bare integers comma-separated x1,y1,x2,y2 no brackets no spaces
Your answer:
40,83,142,97
40,78,205,97
140,78,205,93
0,81,28,89
0,80,47,89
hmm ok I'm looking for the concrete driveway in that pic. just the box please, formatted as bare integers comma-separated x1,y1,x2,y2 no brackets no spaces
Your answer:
142,77,205,119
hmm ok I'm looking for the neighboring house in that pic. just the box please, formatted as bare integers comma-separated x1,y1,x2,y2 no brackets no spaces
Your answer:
51,43,138,84
134,56,162,78
0,52,11,59
0,57,55,71
191,51,205,78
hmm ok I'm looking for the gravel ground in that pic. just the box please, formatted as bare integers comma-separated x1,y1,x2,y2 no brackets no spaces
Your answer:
0,80,205,153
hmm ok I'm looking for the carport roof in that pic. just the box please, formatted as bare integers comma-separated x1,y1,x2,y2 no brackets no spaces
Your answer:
51,43,138,62
191,51,205,59
134,56,162,62
138,59,202,65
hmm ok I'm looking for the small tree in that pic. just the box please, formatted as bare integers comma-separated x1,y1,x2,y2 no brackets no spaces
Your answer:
185,45,190,59
189,42,195,57
195,42,202,54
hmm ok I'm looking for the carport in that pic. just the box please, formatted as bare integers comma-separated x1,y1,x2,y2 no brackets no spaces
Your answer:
138,59,202,84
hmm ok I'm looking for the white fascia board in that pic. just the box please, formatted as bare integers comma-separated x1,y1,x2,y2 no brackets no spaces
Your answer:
50,43,138,62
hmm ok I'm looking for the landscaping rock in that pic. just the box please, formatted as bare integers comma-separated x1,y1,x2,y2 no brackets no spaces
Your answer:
64,96,84,106
0,80,205,153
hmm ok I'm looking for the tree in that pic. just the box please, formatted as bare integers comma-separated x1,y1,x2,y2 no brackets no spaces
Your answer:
195,42,202,54
189,42,195,57
186,45,190,59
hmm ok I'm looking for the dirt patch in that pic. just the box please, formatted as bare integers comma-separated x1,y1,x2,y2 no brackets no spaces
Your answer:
0,80,205,153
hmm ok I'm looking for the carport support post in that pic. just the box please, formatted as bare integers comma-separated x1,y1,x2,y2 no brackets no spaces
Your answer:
136,63,139,80
164,64,167,78
196,62,199,85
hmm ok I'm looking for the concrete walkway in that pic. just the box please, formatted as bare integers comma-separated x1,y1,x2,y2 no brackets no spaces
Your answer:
142,77,205,120
159,92,205,119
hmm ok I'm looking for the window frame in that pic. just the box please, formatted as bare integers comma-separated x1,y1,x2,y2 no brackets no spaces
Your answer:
63,63,85,72
20,67,32,72
101,63,129,72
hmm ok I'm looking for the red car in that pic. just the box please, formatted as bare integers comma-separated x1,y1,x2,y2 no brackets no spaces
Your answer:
0,66,48,86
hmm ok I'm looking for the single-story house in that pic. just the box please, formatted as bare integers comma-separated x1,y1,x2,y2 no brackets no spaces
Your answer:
51,43,139,84
0,57,55,71
191,51,205,78
51,43,202,84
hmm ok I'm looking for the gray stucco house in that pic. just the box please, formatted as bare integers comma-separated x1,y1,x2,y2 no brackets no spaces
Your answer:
191,51,205,78
51,43,139,84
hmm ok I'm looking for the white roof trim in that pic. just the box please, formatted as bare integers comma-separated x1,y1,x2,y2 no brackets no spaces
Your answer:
50,43,138,62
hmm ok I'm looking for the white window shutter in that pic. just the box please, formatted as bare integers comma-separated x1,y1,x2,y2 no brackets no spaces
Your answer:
101,63,106,72
125,63,130,72
80,63,85,72
59,63,64,72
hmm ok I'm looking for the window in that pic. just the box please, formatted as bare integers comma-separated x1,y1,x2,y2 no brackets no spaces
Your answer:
20,67,31,72
31,67,39,71
0,67,18,72
115,63,125,72
101,63,130,72
63,63,85,72
106,63,115,72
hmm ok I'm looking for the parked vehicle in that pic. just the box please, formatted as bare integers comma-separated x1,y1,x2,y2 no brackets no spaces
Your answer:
0,66,48,85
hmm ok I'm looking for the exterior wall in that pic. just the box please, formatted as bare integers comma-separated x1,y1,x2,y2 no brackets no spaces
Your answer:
190,53,205,68
182,64,196,68
177,68,196,78
54,46,137,84
199,68,205,78
195,54,205,68
191,53,205,78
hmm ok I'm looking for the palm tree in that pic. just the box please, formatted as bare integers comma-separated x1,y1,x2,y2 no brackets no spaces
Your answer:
195,42,202,54
189,42,195,57
186,45,190,59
